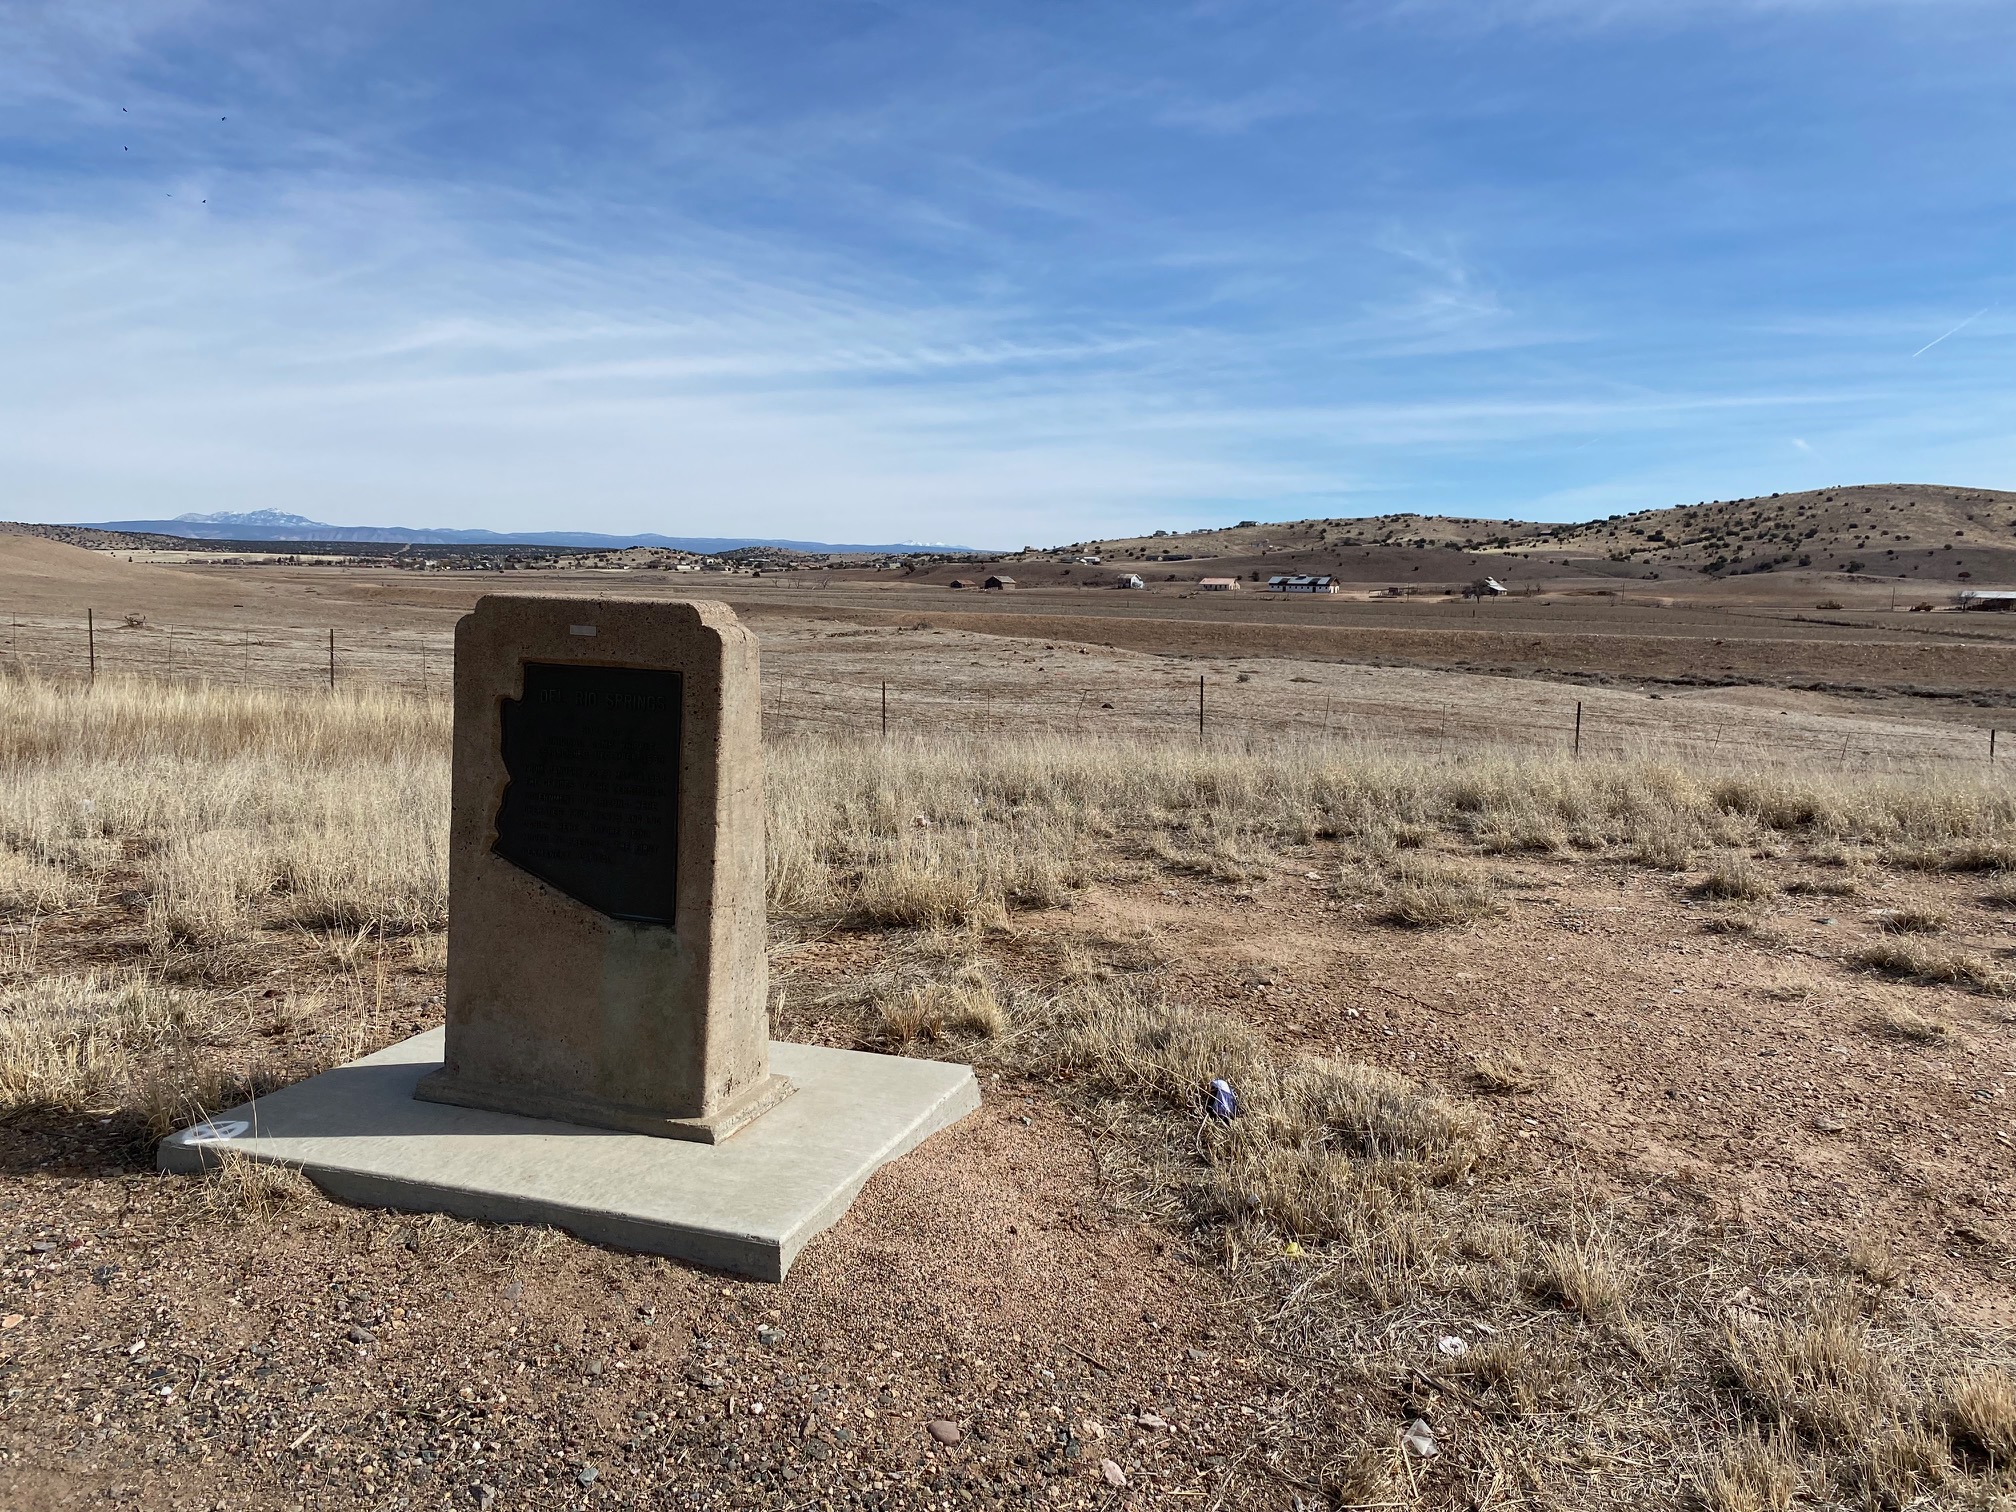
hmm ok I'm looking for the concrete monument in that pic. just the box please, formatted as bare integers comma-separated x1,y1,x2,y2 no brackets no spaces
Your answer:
415,597,791,1142
160,595,978,1280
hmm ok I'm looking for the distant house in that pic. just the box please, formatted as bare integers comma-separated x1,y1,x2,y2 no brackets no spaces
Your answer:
1115,573,1147,589
1076,555,1103,565
1958,590,2016,611
983,575,1016,590
1198,577,1240,591
1266,574,1339,594
948,578,970,589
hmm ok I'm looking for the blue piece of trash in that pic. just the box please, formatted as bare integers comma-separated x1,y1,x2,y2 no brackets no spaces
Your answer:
1207,1079,1239,1120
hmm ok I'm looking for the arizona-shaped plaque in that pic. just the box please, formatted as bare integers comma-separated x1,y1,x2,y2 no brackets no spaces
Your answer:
493,662,683,924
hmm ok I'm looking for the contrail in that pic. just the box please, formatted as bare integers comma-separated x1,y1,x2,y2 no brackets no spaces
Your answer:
1911,305,1992,358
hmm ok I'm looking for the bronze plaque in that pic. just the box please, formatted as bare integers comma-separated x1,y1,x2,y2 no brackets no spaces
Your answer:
493,662,683,924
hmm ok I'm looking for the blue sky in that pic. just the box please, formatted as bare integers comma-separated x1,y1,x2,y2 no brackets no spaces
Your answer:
3,1,2013,546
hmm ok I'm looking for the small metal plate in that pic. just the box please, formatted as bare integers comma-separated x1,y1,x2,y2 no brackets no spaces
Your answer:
493,662,683,924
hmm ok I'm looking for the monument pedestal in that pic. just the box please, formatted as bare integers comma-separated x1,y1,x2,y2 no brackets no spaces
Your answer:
160,595,979,1279
413,1063,795,1145
159,1029,979,1282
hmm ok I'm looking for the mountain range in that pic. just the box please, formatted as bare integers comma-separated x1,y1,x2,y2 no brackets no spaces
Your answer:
69,511,986,555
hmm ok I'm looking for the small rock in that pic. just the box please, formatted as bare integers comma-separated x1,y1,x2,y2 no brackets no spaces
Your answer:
1184,1347,1210,1363
697,1374,725,1391
1135,1412,1170,1430
576,1465,599,1487
1815,1115,1847,1133
749,1401,766,1416
502,1281,523,1303
1080,1419,1106,1440
1100,1458,1127,1488
1402,1418,1438,1458
756,1324,783,1348
347,1325,375,1345
0,1315,22,1331
472,1486,496,1511
585,1360,603,1378
927,1419,962,1446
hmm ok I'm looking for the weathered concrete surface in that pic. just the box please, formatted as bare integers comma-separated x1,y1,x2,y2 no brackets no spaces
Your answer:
162,1030,979,1281
418,595,784,1141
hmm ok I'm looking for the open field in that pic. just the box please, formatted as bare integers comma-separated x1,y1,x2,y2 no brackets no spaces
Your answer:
0,673,2012,1509
0,534,2014,1507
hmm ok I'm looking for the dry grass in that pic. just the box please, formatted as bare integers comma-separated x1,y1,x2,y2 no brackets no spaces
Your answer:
1852,940,2011,995
1531,1225,1633,1321
1946,1368,2016,1465
0,969,213,1120
1702,910,1763,936
1051,982,1488,1256
1877,906,1948,935
1727,1303,1901,1445
1691,856,1778,902
0,676,447,959
1471,1049,1545,1093
876,972,1011,1047
1846,1235,1903,1287
765,730,2016,932
1868,1004,1953,1043
1785,874,1863,897
1333,852,1504,929
1704,1428,1802,1512
7,680,2016,1508
204,1151,320,1221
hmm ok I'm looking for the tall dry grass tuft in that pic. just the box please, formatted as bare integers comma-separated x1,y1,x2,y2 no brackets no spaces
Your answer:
1726,1302,1902,1446
1853,941,2010,996
1704,1428,1802,1512
204,1151,319,1222
1054,982,1488,1253
1946,1368,2016,1466
0,970,212,1118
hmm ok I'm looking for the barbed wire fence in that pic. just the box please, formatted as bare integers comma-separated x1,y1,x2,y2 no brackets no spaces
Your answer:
1,609,2006,775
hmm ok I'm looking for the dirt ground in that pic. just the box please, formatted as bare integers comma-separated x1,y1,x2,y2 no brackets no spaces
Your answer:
4,535,2016,1509
3,831,2014,1509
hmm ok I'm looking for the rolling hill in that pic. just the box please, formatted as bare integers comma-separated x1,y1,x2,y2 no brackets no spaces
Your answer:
1060,484,2016,584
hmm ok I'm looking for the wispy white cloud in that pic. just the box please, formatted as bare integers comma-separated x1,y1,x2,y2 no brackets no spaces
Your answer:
0,0,2012,541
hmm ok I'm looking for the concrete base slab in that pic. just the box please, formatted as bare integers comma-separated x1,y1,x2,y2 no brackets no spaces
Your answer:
158,1029,979,1281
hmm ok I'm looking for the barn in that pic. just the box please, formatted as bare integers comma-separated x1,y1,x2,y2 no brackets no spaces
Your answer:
1266,574,1339,594
1198,577,1241,591
983,575,1016,590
